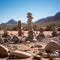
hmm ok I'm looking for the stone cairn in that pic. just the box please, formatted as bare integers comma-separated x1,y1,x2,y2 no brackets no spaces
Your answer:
2,28,8,38
25,12,34,42
27,12,33,31
52,26,57,37
2,28,11,43
18,20,23,36
36,27,45,42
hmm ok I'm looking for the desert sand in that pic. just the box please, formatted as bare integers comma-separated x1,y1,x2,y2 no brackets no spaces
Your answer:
0,30,60,60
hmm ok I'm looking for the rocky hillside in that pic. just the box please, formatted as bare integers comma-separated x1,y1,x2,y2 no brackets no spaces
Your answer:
35,12,60,23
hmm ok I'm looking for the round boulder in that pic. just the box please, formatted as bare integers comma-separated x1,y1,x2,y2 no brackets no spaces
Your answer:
45,41,60,52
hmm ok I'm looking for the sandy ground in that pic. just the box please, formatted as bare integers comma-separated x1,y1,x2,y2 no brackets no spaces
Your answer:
0,30,52,36
0,30,60,60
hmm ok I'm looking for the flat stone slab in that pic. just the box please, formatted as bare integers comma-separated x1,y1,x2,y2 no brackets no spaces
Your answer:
10,50,31,59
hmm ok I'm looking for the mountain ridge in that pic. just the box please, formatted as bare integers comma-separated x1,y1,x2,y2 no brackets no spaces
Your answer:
35,12,60,23
0,12,60,26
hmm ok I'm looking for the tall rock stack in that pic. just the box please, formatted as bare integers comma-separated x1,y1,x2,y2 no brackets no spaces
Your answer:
18,20,22,36
27,12,33,31
25,13,34,42
27,12,33,35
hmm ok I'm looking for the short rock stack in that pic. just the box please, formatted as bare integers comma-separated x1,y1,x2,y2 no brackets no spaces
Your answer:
18,20,23,36
52,26,58,37
2,28,9,38
37,27,45,42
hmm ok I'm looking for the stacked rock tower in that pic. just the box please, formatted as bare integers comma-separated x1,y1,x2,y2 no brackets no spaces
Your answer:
27,12,33,31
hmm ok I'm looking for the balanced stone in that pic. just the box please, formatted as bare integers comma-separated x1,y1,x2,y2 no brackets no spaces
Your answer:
12,35,20,44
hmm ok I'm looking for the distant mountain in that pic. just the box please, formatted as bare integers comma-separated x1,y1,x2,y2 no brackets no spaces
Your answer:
0,19,26,27
35,12,60,23
6,19,17,25
1,19,17,25
1,12,60,26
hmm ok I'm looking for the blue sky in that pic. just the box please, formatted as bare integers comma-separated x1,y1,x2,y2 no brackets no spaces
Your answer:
0,0,60,24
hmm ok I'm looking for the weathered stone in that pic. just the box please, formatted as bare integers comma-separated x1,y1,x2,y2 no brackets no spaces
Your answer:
28,30,33,37
42,52,58,60
25,30,34,42
12,35,20,44
33,55,42,60
58,32,60,36
0,37,4,44
0,44,9,58
9,50,31,59
34,44,42,48
45,41,60,52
